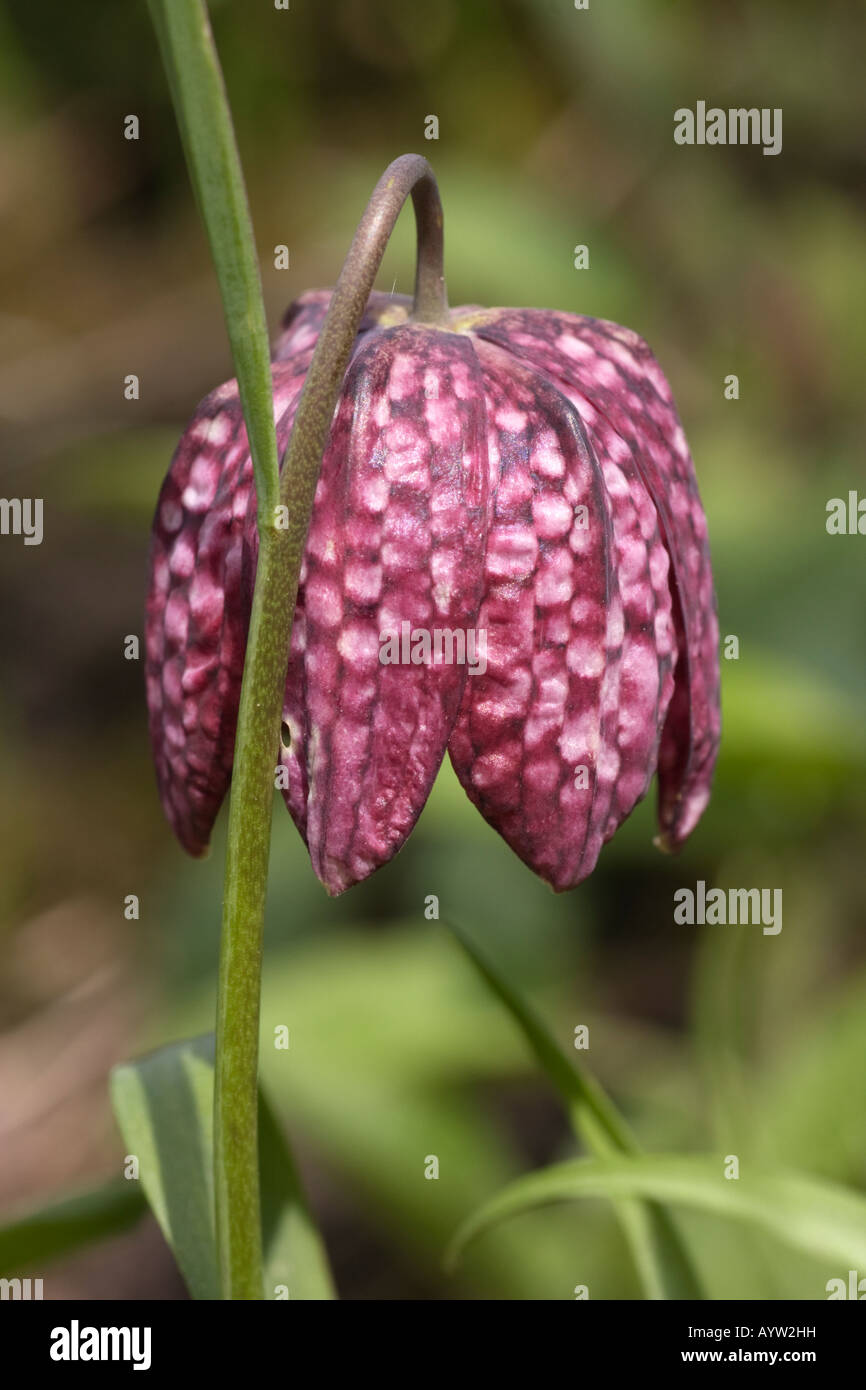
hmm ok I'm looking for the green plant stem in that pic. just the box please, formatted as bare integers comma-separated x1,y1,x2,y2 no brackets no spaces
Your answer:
214,154,449,1299
149,0,446,1305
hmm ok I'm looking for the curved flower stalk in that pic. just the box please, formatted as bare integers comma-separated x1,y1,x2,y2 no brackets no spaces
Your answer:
147,293,720,895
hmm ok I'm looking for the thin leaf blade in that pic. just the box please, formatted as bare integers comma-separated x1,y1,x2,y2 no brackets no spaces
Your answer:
110,1035,220,1299
259,1093,336,1300
0,1182,145,1278
445,919,705,1298
449,1153,866,1275
146,0,279,518
110,1035,334,1300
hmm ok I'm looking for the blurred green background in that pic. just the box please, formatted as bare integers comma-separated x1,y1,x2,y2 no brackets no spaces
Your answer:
0,0,864,1299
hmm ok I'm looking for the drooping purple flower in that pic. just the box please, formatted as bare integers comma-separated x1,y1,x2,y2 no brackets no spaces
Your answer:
146,290,720,893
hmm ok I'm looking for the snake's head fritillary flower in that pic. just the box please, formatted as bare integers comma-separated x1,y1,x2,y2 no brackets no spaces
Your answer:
146,290,720,893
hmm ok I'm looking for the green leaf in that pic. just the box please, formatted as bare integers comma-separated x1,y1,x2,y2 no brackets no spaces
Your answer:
110,1035,334,1300
449,1153,866,1274
445,919,705,1299
252,930,626,1299
0,1182,145,1278
258,1092,336,1301
146,0,279,519
446,918,634,1148
110,1036,220,1298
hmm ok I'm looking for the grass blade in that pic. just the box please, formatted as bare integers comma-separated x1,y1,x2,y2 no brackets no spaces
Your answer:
0,1182,145,1278
445,918,704,1298
449,1153,866,1277
146,0,279,517
110,1035,335,1300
